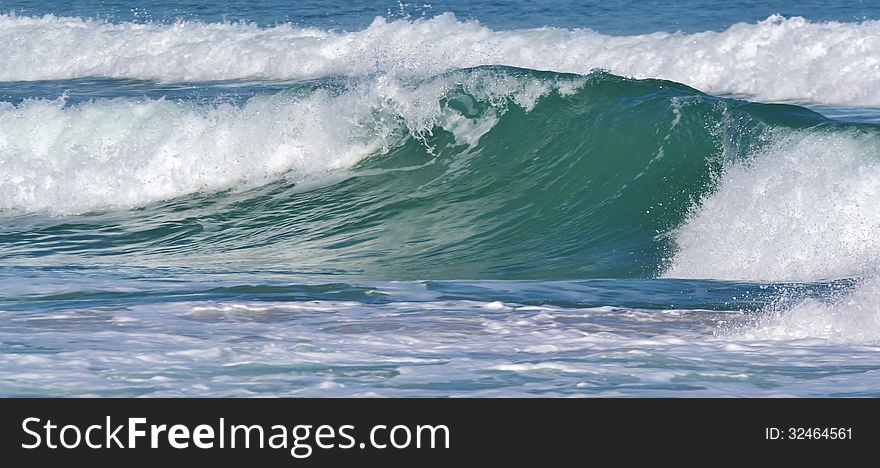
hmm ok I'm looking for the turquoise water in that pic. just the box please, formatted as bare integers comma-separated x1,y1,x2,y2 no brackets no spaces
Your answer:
2,1,880,396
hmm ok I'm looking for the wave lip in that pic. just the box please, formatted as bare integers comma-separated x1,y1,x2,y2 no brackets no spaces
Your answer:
1,13,879,105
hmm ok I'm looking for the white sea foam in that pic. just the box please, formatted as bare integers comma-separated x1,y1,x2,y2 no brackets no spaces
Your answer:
0,13,878,105
0,70,573,215
665,127,880,343
733,277,880,345
2,293,877,396
665,129,880,282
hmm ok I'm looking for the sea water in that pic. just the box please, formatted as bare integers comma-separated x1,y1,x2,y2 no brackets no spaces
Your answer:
1,0,880,396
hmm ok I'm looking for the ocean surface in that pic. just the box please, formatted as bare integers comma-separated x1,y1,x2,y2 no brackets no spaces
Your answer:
2,1,880,397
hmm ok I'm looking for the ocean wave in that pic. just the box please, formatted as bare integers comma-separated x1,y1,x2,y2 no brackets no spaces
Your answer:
0,13,878,105
0,68,579,215
3,67,879,285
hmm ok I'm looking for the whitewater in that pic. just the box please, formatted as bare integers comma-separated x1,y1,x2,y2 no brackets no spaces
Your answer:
1,13,879,105
2,4,880,397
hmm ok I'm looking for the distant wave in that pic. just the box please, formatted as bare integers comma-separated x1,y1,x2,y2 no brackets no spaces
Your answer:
0,13,878,105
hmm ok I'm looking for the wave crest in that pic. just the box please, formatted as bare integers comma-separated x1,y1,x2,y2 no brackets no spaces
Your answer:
0,68,579,215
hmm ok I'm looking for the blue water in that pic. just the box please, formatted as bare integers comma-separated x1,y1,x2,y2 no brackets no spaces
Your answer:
2,1,880,397
1,0,877,32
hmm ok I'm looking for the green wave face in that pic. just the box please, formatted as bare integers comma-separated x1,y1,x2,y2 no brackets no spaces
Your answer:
0,68,835,280
317,72,728,279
